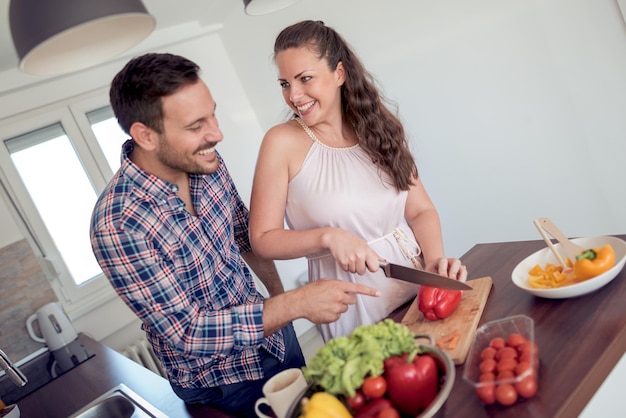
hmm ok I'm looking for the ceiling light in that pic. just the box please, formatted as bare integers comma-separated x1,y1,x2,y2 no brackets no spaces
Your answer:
9,0,156,76
243,0,301,16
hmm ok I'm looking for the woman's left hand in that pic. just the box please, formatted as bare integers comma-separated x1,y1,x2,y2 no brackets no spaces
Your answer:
428,258,468,282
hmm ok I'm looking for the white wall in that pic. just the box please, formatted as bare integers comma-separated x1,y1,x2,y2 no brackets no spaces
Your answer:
220,0,626,259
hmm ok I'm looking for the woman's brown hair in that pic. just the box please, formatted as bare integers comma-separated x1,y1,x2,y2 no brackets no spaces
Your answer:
274,20,418,191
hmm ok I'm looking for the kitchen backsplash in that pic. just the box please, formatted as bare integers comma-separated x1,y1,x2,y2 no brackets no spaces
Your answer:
0,239,56,361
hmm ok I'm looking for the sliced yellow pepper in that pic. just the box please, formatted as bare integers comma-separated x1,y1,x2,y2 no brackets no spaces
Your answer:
299,392,352,418
574,244,615,281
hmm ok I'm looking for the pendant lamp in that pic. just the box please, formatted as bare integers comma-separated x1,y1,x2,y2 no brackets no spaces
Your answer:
9,0,156,76
243,0,301,16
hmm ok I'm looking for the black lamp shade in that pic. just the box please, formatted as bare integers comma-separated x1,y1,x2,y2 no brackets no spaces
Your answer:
243,0,301,16
9,0,156,76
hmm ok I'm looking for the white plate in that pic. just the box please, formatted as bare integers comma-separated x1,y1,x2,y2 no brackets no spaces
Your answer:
511,236,626,299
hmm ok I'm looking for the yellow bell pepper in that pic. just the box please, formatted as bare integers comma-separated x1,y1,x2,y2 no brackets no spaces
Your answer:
574,244,615,281
299,392,352,418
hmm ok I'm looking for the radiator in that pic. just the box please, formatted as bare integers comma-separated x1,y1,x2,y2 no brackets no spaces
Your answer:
120,337,167,378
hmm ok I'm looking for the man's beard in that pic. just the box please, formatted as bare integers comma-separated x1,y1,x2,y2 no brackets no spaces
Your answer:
156,134,219,175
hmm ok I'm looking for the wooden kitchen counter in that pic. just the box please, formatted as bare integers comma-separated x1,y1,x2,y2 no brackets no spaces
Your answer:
16,236,625,417
15,333,231,418
388,235,626,418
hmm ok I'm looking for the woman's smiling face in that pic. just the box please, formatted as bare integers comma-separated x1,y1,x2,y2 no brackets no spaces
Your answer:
276,46,345,125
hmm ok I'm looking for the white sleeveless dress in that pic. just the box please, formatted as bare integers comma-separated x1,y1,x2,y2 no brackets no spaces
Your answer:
285,118,421,341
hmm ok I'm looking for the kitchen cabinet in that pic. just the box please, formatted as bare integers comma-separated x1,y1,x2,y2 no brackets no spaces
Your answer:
14,334,232,418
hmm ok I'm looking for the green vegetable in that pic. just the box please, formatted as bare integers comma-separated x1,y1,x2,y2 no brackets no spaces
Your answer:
576,249,597,262
302,319,419,397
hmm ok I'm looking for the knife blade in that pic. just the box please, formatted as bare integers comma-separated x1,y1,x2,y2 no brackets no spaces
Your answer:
379,261,473,290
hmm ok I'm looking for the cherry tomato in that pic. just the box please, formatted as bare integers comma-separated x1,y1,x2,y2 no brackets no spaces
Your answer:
495,383,518,406
515,375,538,398
479,359,497,374
347,390,366,411
497,358,518,373
515,361,533,377
490,337,506,350
518,341,539,357
506,333,527,348
377,407,401,418
479,372,496,382
480,346,497,361
362,375,387,399
476,383,496,404
497,346,518,360
519,351,536,365
497,370,515,380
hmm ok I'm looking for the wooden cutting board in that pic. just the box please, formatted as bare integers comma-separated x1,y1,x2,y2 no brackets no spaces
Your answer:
401,276,493,365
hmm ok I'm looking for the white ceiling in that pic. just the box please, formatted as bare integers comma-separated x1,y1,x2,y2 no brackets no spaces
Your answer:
0,0,239,73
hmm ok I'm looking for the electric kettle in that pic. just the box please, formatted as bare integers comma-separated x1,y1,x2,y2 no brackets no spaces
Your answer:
26,302,89,373
26,302,77,350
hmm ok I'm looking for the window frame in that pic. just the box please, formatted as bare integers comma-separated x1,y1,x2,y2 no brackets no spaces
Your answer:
0,88,122,317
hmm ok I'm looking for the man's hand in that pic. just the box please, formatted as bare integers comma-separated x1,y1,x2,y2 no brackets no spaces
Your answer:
297,279,381,323
262,279,380,336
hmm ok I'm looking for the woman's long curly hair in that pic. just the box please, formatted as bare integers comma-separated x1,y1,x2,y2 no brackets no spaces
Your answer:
274,20,418,191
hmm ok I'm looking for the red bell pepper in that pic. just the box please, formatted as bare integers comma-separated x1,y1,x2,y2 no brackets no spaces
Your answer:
384,352,440,415
418,286,462,321
353,397,394,418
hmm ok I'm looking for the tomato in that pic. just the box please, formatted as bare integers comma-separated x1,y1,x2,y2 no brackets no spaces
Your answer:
515,375,538,398
496,346,518,360
347,390,366,411
480,346,497,361
518,341,539,356
497,358,518,373
518,351,535,364
479,372,496,382
479,359,497,374
495,383,518,406
515,361,533,377
354,398,394,418
490,337,506,350
506,333,527,348
497,370,515,380
476,383,496,404
362,375,387,399
377,407,401,418
473,334,541,407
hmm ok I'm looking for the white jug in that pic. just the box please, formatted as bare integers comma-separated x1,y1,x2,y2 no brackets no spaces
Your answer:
26,302,78,351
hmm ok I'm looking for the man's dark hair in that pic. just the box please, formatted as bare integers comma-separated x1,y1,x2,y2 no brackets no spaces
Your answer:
109,53,200,135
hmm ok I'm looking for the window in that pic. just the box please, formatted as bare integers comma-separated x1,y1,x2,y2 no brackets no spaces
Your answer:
0,89,128,314
6,123,101,286
86,106,127,172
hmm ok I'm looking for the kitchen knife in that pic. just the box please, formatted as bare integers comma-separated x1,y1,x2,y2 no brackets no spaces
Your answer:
379,261,473,290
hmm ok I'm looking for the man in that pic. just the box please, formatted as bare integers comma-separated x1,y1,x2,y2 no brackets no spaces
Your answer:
90,52,379,417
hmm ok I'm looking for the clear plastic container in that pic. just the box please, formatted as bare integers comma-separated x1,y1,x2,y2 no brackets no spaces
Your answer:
462,315,536,388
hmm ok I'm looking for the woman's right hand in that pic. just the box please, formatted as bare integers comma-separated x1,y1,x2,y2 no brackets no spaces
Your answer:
323,228,381,275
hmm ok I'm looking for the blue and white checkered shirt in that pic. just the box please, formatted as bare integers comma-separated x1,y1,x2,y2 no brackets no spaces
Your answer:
90,140,285,388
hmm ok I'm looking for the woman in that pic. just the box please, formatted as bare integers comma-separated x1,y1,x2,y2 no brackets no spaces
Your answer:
249,20,467,341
